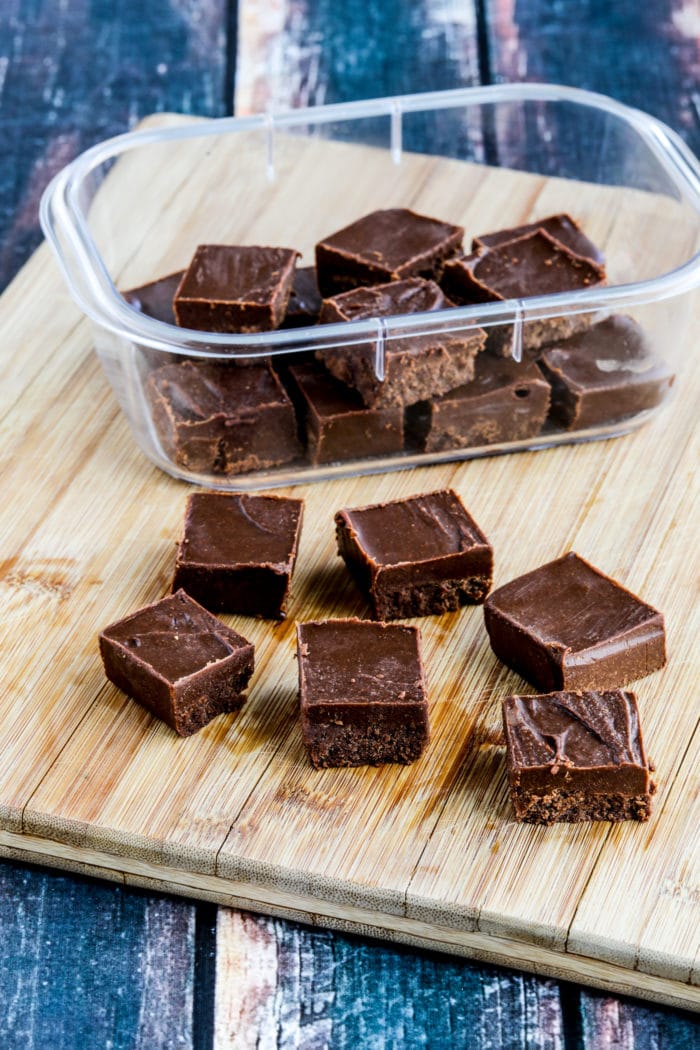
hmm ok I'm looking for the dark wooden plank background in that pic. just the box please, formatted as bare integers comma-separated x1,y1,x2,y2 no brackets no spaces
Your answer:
1,1,699,1047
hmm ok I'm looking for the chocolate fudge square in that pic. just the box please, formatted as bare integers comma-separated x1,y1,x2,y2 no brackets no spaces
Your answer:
502,689,654,824
473,213,604,266
173,491,304,619
318,278,485,408
538,315,674,430
174,245,298,333
484,552,666,691
441,230,606,355
315,207,464,295
124,270,185,324
288,360,404,464
297,618,429,768
145,359,301,475
99,590,255,737
335,489,493,620
406,354,550,452
281,265,323,328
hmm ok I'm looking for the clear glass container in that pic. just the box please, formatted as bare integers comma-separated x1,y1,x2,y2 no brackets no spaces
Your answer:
40,84,700,490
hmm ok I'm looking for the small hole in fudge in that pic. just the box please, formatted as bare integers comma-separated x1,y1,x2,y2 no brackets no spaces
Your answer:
514,387,530,399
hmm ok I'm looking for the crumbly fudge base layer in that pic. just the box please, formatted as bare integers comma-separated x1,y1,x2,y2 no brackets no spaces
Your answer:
173,680,248,738
511,789,652,825
488,314,591,358
372,576,491,620
303,722,429,769
318,331,484,408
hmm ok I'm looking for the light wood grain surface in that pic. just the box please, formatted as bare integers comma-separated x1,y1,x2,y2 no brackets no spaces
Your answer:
0,117,698,1013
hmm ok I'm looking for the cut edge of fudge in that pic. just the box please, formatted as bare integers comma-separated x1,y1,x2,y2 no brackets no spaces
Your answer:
286,360,404,465
316,278,485,408
537,314,674,430
502,689,654,824
405,354,551,452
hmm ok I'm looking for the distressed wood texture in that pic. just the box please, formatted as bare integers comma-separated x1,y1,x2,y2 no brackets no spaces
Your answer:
0,859,200,1050
0,0,231,294
0,120,698,1014
214,912,568,1049
485,0,700,155
235,0,480,114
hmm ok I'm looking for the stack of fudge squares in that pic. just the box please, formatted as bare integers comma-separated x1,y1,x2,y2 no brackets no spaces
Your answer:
126,209,672,476
100,487,665,826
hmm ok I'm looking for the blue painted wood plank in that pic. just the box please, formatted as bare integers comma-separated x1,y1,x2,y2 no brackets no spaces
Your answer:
577,988,700,1050
0,861,200,1049
0,0,231,292
214,913,569,1049
484,0,700,153
235,0,481,113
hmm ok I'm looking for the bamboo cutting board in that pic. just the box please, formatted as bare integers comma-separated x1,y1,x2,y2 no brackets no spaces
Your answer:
0,115,698,1011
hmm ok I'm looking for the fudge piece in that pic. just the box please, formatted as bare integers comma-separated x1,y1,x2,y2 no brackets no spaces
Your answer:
315,208,463,295
473,213,604,266
502,689,654,824
174,245,299,332
406,354,550,452
318,278,485,408
287,361,404,464
297,618,429,768
99,589,255,737
335,489,493,619
173,492,304,618
124,270,185,324
538,315,673,430
484,552,666,691
441,230,606,355
145,359,301,475
281,265,323,328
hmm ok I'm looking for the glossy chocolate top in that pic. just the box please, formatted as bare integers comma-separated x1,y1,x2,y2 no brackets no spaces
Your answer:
336,489,489,567
319,277,450,324
178,492,303,569
317,208,463,276
539,315,670,390
443,230,606,303
176,245,298,305
101,590,251,684
473,214,604,265
297,619,424,706
149,361,290,421
502,689,650,799
124,270,184,324
486,552,662,655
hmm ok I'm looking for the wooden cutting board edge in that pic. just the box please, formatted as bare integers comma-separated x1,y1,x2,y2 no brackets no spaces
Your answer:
1,828,698,1013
